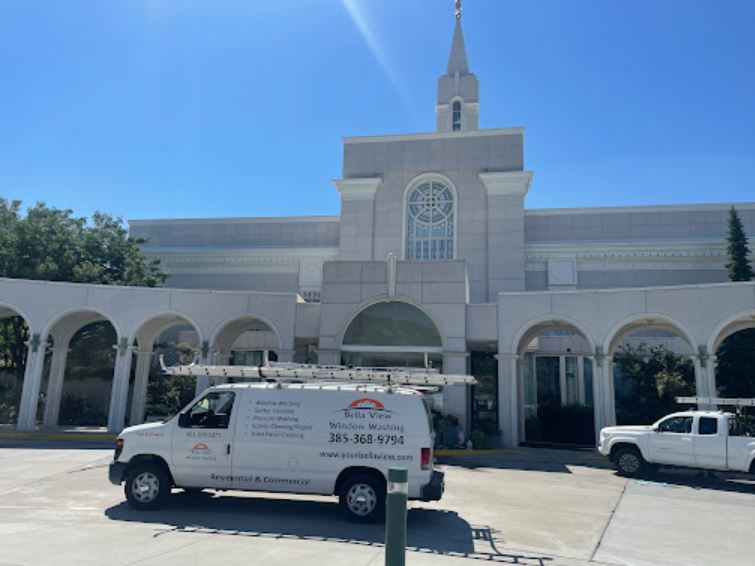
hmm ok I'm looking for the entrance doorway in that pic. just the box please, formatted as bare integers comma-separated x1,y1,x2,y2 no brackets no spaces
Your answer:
522,353,594,446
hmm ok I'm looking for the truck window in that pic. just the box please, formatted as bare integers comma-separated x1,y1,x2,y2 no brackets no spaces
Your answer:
729,415,755,437
698,417,717,435
657,416,693,434
181,391,235,429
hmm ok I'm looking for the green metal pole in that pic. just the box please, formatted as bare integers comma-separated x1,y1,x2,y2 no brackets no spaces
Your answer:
385,467,408,566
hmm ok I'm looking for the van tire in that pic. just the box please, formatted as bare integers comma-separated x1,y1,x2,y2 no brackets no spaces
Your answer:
613,446,646,478
124,461,171,510
339,474,385,523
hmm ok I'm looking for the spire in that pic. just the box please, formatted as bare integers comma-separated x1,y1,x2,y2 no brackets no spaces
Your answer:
446,4,469,75
436,0,479,132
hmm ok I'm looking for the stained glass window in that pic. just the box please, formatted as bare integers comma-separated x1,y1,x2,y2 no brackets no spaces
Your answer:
406,180,454,261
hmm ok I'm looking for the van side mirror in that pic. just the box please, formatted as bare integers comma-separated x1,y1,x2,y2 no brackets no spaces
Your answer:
178,412,191,428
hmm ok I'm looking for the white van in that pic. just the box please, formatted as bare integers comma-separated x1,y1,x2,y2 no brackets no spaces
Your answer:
109,381,444,522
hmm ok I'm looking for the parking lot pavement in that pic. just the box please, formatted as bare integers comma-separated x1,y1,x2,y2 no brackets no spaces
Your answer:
0,442,753,566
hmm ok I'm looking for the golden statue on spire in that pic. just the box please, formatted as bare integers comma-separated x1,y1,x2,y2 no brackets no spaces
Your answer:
455,0,462,20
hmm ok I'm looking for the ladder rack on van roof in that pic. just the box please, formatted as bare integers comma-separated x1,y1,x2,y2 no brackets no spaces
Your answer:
676,396,755,408
159,358,476,387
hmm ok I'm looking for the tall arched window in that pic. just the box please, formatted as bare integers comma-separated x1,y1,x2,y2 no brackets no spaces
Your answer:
452,100,462,131
406,179,454,260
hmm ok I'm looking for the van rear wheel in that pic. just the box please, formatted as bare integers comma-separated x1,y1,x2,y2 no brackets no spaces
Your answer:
339,474,385,523
124,462,171,510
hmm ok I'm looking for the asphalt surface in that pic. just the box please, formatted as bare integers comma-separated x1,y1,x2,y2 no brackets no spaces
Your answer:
0,440,753,565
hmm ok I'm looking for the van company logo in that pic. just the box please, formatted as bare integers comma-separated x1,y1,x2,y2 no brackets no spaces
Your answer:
191,442,211,455
348,398,385,411
336,398,394,419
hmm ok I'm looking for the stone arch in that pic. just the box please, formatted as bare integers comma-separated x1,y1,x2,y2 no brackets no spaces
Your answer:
128,312,204,426
210,313,283,365
0,302,33,426
706,308,755,354
130,311,204,348
336,298,446,370
603,313,698,427
512,315,596,357
42,308,122,429
41,306,122,344
603,313,697,356
706,309,755,399
512,316,597,446
337,296,448,351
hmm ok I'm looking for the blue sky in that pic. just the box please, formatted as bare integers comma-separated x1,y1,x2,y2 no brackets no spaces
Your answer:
1,0,753,221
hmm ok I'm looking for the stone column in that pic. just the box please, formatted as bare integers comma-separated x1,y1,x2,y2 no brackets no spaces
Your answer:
442,352,470,433
602,355,616,427
129,350,153,426
479,172,533,300
42,345,71,428
705,355,718,402
16,334,47,431
333,178,381,260
495,353,519,448
587,354,604,440
107,339,134,433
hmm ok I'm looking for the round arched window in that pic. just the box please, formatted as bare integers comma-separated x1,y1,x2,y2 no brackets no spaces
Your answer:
342,301,443,348
406,180,454,261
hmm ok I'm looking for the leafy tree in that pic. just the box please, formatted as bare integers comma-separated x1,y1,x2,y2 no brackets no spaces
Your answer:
0,199,168,423
0,199,167,285
614,344,695,425
725,206,754,282
145,341,198,419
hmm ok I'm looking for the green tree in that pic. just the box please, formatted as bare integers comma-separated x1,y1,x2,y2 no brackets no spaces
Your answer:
725,206,754,282
0,199,167,286
614,344,695,425
0,199,168,422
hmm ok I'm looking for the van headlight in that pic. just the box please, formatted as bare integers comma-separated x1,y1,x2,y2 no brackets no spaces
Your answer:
114,438,124,460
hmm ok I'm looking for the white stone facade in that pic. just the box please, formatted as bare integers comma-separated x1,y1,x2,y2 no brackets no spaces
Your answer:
2,13,754,446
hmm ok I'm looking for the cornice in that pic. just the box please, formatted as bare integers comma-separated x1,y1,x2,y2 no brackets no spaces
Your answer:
143,247,339,275
130,215,340,226
523,239,739,272
525,202,755,216
479,171,533,197
333,177,382,200
342,127,524,145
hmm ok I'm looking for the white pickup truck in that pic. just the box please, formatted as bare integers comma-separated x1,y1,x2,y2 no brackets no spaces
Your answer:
598,410,755,477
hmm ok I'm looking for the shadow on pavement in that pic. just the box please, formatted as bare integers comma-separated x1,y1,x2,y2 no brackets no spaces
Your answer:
105,492,555,564
631,469,755,495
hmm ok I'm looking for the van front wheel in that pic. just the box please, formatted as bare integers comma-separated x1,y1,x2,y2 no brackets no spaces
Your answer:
124,462,171,510
339,474,385,523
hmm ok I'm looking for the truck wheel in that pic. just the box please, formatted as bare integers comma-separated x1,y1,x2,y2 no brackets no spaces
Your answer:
124,462,171,510
339,474,385,523
614,446,646,478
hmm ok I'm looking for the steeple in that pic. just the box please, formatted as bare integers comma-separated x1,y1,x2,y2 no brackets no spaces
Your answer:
446,14,469,74
436,1,479,132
